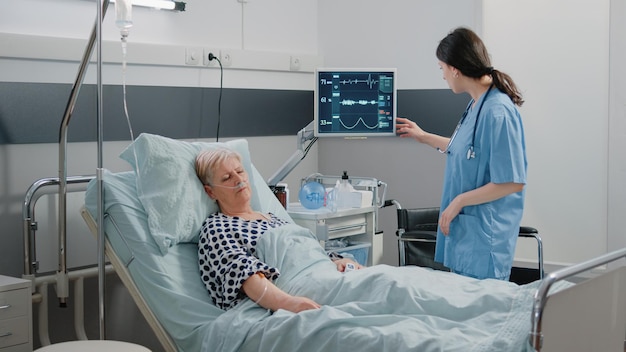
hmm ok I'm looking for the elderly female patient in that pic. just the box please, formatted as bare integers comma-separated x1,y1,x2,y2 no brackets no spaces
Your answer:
195,148,362,313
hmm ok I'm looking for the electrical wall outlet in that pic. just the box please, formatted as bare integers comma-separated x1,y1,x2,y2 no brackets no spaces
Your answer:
203,48,220,66
185,47,201,65
290,56,301,71
220,51,233,67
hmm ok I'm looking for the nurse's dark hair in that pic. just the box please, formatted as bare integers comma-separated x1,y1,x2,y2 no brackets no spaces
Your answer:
436,27,524,106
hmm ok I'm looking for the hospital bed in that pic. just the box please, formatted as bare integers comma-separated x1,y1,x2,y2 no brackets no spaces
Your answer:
80,133,626,352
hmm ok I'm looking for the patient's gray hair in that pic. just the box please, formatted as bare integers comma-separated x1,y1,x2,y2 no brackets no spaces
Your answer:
195,148,242,185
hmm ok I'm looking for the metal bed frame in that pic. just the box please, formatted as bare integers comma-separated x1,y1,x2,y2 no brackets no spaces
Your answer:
530,247,626,351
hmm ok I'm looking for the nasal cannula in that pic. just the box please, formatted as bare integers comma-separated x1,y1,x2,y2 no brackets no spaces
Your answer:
210,181,248,190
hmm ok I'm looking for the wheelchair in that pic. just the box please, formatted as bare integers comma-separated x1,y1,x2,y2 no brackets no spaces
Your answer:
383,200,544,284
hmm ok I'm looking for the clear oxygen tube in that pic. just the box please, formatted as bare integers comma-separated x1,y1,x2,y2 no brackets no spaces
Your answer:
210,181,248,190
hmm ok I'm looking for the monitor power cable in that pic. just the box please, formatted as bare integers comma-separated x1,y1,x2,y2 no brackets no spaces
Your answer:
208,52,224,142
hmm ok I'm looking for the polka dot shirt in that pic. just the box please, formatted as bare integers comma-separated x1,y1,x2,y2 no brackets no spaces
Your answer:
198,212,289,310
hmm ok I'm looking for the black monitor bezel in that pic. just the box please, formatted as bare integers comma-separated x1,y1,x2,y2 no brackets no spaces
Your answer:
314,68,397,138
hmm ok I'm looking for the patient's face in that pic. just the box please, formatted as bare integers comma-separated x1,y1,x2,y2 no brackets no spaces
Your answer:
205,157,252,209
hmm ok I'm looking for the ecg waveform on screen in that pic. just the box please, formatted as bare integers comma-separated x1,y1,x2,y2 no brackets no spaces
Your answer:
338,74,379,89
320,74,380,89
340,99,377,106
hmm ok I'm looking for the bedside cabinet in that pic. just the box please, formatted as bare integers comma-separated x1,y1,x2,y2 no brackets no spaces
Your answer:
288,205,383,266
0,276,32,352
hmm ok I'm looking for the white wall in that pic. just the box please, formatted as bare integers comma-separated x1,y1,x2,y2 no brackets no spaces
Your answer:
482,0,613,266
0,0,320,88
0,1,320,346
607,0,626,267
0,0,320,278
318,0,481,89
2,0,621,274
317,0,481,266
317,0,622,269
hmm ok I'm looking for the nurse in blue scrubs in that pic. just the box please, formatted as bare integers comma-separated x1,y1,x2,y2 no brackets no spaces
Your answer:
396,27,527,281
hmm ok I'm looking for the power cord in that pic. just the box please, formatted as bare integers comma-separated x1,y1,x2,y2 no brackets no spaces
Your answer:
208,52,223,142
302,137,318,160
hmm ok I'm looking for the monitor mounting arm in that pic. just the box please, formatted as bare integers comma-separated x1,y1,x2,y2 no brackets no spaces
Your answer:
267,121,316,186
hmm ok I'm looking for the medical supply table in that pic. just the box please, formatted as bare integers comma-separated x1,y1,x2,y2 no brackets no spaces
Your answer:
288,204,383,266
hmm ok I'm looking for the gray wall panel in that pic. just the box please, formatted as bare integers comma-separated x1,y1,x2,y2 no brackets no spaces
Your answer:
0,82,71,144
0,83,466,144
0,83,314,144
203,88,315,139
397,89,470,137
111,85,205,140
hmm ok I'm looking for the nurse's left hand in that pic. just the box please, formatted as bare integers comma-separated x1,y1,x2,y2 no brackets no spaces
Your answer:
439,198,463,235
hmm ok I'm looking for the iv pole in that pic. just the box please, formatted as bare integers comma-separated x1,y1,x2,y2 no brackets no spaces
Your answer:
58,1,183,339
57,0,108,339
95,0,106,339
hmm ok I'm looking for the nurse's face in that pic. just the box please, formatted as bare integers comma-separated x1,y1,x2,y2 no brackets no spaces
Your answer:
438,61,460,93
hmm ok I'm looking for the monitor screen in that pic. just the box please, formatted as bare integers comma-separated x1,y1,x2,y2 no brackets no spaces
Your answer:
314,68,397,137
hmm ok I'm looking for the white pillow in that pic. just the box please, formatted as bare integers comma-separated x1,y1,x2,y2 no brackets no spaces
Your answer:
119,133,260,255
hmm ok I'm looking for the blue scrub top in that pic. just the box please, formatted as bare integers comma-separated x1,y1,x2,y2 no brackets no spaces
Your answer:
434,88,527,280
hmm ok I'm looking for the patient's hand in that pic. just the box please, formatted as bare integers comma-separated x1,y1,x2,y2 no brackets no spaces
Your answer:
333,258,364,272
282,296,321,313
245,275,320,313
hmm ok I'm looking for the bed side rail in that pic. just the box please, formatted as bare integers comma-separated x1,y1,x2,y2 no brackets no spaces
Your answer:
529,247,626,351
22,175,95,280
